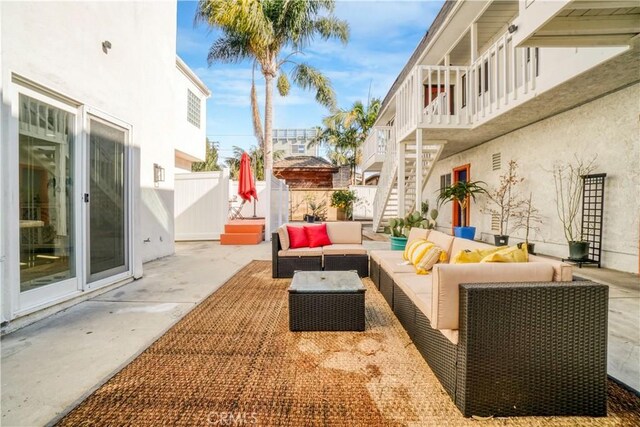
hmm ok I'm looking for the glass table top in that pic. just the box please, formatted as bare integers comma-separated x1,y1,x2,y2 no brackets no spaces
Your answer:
289,271,365,293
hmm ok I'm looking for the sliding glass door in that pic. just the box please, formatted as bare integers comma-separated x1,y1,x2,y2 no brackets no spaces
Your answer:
17,93,79,308
87,117,129,283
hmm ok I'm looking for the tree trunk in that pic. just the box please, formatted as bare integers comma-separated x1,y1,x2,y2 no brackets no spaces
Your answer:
263,73,274,179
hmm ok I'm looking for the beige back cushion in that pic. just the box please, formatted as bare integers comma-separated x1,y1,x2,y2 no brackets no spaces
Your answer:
427,231,455,258
277,225,290,251
528,255,573,281
407,228,430,246
325,222,362,244
431,263,555,330
450,238,494,260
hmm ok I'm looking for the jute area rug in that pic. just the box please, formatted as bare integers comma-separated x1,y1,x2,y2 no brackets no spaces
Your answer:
58,261,640,426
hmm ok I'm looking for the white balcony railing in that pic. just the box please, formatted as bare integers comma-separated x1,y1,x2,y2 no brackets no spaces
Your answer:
394,30,539,134
361,126,393,171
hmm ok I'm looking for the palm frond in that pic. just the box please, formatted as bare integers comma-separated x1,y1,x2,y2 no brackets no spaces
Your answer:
250,67,264,148
291,63,336,109
207,33,252,64
277,72,290,96
313,16,349,44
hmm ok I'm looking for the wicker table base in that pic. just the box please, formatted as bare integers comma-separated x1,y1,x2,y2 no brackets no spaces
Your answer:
289,271,366,331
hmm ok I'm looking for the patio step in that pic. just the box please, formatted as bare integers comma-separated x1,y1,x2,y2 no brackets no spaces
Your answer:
220,232,263,245
224,223,264,234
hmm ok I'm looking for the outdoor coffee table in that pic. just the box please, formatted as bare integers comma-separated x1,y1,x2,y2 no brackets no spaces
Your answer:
288,271,366,331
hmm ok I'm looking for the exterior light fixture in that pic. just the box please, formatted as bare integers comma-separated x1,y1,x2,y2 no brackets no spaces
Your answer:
154,163,165,184
508,24,518,34
102,40,112,53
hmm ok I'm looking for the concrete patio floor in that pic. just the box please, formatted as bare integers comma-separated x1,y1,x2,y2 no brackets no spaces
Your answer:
1,240,638,426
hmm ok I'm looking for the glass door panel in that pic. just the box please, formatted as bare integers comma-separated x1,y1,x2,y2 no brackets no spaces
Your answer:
88,118,128,282
18,94,76,292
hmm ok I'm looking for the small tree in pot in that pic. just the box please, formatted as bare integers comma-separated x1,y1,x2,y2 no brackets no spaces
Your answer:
437,180,487,240
551,156,597,259
330,189,358,220
483,160,524,246
385,210,428,250
512,193,543,254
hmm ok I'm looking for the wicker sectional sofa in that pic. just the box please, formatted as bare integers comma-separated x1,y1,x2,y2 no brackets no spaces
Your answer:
272,222,368,278
370,229,608,418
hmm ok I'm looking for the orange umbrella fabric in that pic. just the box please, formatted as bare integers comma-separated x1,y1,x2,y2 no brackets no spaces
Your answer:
238,152,258,202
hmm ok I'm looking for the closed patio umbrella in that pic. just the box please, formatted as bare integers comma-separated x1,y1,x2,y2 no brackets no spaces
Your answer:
238,152,258,216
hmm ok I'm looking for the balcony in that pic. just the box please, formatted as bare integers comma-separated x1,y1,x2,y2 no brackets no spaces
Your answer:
395,30,540,142
361,126,394,172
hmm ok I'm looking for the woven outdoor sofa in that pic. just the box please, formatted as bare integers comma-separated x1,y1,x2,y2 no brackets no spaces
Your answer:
370,229,608,418
272,222,369,278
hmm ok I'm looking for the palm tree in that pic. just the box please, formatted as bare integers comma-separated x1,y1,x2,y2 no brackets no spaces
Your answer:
310,98,381,184
225,145,284,181
196,0,349,177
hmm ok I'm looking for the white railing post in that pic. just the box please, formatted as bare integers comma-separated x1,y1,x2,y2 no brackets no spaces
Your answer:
415,128,423,211
397,141,405,216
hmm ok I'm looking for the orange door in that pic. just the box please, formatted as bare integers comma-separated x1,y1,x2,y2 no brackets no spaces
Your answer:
452,164,471,229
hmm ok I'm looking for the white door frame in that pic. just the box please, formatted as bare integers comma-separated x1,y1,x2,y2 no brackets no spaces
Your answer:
4,80,135,319
9,83,84,316
83,107,134,290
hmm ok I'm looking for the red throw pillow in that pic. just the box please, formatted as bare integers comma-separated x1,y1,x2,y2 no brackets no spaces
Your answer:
287,226,309,249
304,224,332,248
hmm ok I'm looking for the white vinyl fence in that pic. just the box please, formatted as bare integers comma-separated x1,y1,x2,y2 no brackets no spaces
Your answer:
269,173,289,239
229,180,267,218
351,185,376,220
174,171,229,240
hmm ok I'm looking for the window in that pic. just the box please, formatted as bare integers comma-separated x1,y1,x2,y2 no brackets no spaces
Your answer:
291,143,305,154
440,173,452,190
187,89,201,128
461,74,467,108
492,152,502,171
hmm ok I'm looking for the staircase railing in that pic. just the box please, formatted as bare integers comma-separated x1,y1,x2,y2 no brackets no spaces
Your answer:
372,129,398,232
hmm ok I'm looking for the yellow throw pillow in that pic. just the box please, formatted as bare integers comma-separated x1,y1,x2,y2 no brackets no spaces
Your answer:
415,246,444,275
403,238,429,261
452,246,505,264
480,245,529,263
410,241,435,266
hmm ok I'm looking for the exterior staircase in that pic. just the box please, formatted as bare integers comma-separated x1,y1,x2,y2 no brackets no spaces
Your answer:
220,219,265,245
372,138,445,232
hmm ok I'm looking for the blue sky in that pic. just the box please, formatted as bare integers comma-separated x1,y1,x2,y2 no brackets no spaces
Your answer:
176,0,444,159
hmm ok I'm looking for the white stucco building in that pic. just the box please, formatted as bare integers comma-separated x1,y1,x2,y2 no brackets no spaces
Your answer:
363,0,640,273
272,128,320,157
0,1,210,326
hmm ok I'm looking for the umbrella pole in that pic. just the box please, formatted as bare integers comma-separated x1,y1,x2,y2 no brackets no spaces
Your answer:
253,198,257,218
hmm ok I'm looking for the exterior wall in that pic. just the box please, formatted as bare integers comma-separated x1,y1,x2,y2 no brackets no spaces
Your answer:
272,129,319,157
175,59,208,164
423,83,640,273
0,1,210,321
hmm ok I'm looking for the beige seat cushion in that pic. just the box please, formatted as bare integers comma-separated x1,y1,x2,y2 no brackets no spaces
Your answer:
277,225,290,251
407,228,430,246
325,222,362,244
278,247,322,257
380,257,415,274
322,244,367,255
394,273,432,317
430,263,555,330
370,250,402,263
427,231,455,259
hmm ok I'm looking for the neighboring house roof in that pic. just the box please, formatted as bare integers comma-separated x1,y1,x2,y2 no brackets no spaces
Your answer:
380,0,457,113
273,156,338,171
176,56,211,97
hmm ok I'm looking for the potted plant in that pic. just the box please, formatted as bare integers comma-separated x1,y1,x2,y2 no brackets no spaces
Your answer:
482,160,524,246
385,210,428,250
513,193,543,255
304,200,327,223
552,156,596,259
437,180,487,240
330,190,358,220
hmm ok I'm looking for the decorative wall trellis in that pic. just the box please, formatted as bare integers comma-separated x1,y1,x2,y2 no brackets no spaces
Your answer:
564,173,606,268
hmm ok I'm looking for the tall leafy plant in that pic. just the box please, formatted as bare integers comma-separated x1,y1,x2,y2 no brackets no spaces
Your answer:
196,0,349,177
437,180,487,228
483,160,524,235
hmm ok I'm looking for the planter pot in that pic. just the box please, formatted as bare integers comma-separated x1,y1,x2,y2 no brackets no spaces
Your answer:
454,226,476,241
494,235,509,246
304,215,316,223
336,209,346,221
390,236,408,251
569,241,589,260
517,242,536,255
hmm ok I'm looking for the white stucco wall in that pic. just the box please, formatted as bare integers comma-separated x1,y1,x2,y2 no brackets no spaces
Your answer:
1,1,178,267
175,60,208,164
423,83,640,273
